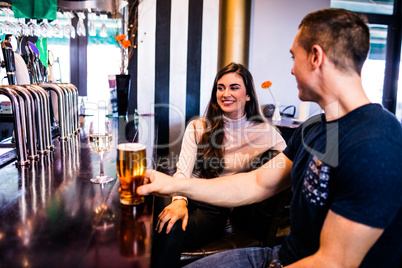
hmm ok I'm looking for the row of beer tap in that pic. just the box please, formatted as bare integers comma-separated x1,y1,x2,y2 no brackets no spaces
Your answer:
0,28,81,167
0,83,80,167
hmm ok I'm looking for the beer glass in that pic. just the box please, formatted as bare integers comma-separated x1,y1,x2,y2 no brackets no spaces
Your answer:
117,143,147,205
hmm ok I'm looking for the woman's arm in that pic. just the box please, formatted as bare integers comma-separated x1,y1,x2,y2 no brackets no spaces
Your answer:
174,119,201,179
156,119,202,233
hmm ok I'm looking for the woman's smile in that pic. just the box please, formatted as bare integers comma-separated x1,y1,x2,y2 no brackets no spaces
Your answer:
216,73,250,119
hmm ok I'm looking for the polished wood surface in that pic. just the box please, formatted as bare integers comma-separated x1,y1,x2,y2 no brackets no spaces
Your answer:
0,117,153,268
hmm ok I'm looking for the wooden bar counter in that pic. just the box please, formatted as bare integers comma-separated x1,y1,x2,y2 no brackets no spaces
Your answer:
0,116,154,268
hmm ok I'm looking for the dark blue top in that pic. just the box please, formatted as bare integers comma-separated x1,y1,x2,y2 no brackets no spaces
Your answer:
280,103,402,267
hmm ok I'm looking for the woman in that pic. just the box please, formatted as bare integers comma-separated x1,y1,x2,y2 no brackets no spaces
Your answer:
152,62,286,267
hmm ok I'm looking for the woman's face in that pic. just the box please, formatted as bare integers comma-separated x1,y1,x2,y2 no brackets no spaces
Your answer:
216,72,250,119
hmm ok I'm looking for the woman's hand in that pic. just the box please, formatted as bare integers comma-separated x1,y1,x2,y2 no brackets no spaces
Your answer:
156,199,189,234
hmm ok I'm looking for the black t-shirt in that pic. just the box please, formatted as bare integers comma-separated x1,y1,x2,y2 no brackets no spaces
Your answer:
280,104,402,267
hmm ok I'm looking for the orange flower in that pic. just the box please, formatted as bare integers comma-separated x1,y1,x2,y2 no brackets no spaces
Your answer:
261,80,276,103
116,33,131,74
261,81,272,89
115,34,126,42
121,39,131,49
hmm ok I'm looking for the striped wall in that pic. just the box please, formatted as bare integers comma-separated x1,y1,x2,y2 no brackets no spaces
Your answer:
136,0,219,156
133,0,328,157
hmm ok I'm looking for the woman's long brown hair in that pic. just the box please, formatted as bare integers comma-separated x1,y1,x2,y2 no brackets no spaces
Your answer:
193,62,265,178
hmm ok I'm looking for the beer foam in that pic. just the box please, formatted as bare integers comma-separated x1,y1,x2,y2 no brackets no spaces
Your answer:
117,143,146,151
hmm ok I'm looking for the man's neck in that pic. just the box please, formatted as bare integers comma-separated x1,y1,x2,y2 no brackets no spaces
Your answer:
319,72,371,121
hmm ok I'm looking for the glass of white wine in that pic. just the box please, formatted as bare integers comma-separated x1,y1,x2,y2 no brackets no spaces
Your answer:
88,118,114,184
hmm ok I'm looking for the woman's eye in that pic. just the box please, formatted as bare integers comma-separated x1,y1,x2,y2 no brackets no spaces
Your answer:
231,86,240,90
217,86,224,91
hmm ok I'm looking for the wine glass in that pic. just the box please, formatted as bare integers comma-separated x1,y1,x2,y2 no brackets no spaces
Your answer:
51,14,64,38
76,12,86,36
88,13,97,37
3,8,18,35
64,12,76,39
17,18,30,37
88,117,114,184
99,14,108,38
27,19,41,37
39,19,53,38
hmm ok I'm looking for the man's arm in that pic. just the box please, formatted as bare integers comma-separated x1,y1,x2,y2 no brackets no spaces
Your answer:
286,210,383,268
138,152,293,207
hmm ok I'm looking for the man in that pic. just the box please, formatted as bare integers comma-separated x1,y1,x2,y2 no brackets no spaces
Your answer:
138,8,402,267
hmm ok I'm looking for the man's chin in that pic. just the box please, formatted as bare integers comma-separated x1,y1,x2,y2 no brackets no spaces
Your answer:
298,92,312,102
298,93,306,102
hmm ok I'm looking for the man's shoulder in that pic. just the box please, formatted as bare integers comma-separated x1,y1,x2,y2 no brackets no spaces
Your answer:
344,104,402,144
335,105,402,175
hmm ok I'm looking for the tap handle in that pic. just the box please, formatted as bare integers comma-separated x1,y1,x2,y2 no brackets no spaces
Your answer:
1,42,16,85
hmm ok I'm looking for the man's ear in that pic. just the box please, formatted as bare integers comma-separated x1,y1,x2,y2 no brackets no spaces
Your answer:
310,44,324,70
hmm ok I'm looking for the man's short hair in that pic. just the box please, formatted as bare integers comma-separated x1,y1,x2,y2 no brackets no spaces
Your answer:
298,8,370,75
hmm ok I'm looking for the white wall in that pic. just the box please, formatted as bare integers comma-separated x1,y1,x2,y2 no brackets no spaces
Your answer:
249,0,330,118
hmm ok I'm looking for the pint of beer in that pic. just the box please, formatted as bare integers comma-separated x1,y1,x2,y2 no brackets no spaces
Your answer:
117,143,147,205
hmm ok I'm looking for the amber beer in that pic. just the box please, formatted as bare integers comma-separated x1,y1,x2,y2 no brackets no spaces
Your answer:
119,206,147,258
117,143,147,205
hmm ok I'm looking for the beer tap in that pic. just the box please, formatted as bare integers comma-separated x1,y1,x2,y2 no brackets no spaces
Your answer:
57,84,74,137
1,37,17,85
27,85,54,151
60,83,80,135
24,85,47,155
39,84,69,140
0,86,29,166
25,41,43,83
67,83,80,133
10,85,39,160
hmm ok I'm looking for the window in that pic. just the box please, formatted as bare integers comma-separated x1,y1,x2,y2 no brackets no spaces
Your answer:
48,36,70,83
331,0,394,15
331,0,402,117
87,17,122,104
362,24,387,104
396,43,402,123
